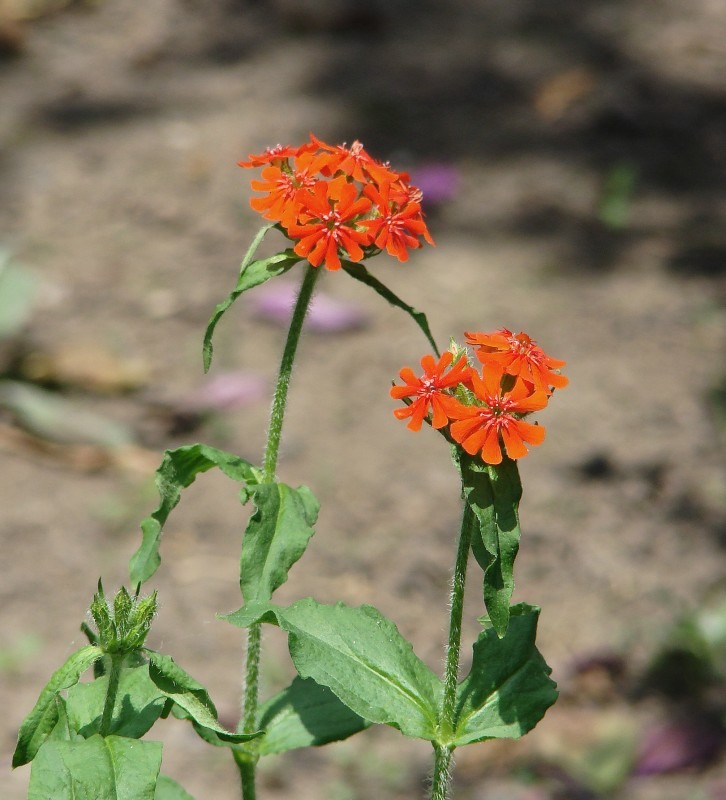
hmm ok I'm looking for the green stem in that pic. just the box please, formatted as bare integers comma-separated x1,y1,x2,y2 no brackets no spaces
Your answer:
99,653,124,737
431,498,476,798
236,262,320,799
431,745,453,800
234,749,257,800
262,262,320,482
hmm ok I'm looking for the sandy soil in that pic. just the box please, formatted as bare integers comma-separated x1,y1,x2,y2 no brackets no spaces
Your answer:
1,1,725,798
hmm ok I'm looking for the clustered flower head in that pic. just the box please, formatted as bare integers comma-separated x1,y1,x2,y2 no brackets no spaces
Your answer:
391,329,568,465
239,134,434,271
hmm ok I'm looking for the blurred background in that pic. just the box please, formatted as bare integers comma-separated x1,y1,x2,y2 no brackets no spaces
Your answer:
1,1,725,798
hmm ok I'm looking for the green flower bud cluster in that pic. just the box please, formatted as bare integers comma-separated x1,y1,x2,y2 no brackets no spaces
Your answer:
89,581,158,655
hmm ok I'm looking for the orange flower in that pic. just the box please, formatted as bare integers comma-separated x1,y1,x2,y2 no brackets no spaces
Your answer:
390,351,471,431
239,135,436,267
362,181,435,262
465,329,568,394
448,369,549,464
286,176,373,271
250,151,330,228
238,142,316,168
310,135,397,185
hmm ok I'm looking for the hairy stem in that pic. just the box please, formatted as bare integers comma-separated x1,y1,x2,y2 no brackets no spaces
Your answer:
431,498,475,798
261,262,320,482
236,262,320,799
431,744,453,800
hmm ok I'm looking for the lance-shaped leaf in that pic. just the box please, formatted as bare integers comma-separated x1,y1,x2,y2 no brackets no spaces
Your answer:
28,735,162,800
65,663,169,740
129,444,261,585
203,231,302,372
453,604,557,746
226,599,442,740
461,454,522,637
342,261,440,356
257,676,371,755
145,650,260,743
240,483,318,606
14,645,102,767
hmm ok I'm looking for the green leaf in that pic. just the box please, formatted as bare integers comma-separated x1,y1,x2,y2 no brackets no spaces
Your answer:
341,261,440,356
203,227,301,371
129,444,260,585
240,483,318,605
220,601,276,630
46,697,76,744
28,735,162,800
461,454,522,637
155,775,196,800
65,663,167,739
241,599,442,740
145,650,260,743
453,604,558,745
257,676,371,755
14,645,102,767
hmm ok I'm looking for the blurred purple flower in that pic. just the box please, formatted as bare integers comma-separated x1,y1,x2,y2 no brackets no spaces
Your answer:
252,283,368,333
633,718,724,776
182,371,268,413
410,163,460,206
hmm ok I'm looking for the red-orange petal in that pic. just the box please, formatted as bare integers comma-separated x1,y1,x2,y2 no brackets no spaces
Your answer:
481,428,503,465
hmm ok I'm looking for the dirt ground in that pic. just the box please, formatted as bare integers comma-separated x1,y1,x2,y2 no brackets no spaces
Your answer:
1,1,725,799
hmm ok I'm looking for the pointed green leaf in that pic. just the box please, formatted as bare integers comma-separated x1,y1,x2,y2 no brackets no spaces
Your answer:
274,599,441,740
453,604,557,745
155,775,196,800
240,483,318,605
203,226,302,371
129,444,261,585
342,261,440,355
28,735,162,800
145,650,261,743
65,663,167,739
461,454,522,637
257,676,370,755
220,602,276,630
14,645,102,767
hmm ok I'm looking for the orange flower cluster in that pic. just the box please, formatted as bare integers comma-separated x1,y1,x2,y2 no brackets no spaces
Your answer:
239,135,434,271
391,329,568,465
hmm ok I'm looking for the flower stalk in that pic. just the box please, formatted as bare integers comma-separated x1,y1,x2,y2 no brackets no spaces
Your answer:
261,261,320,482
236,261,320,799
432,494,476,798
